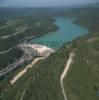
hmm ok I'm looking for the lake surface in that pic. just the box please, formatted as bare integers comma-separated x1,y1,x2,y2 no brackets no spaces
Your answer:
32,17,89,49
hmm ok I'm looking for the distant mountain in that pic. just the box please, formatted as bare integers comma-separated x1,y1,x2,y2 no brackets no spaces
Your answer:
81,2,99,8
64,2,99,8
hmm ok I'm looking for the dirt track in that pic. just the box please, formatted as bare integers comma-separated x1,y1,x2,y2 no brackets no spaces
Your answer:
60,53,75,100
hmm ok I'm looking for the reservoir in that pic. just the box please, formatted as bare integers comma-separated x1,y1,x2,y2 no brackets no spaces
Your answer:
32,17,89,49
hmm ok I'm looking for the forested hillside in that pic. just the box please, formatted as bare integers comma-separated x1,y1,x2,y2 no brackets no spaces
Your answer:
63,7,99,100
0,16,58,70
0,7,99,100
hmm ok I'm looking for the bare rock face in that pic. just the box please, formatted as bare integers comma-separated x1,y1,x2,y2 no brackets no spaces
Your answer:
18,43,55,58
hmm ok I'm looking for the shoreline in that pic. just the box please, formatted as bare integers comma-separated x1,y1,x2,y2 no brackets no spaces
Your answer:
0,26,59,53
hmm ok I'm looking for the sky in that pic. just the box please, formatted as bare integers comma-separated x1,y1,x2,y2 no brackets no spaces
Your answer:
0,0,98,7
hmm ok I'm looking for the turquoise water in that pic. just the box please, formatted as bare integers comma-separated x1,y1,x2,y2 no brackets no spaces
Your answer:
32,17,89,49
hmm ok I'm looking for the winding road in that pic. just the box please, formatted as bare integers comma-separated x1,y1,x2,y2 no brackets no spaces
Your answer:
0,56,25,77
0,46,16,55
0,36,34,55
60,53,75,100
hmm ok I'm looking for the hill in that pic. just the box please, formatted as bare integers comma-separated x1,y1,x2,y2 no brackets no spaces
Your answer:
0,7,99,100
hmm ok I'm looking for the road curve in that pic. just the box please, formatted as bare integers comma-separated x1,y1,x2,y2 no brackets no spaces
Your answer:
0,46,16,55
60,53,75,100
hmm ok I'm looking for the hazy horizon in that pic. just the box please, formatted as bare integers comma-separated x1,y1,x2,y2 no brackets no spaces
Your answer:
0,0,98,7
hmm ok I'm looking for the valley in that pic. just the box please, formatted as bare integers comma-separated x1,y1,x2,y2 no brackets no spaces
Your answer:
0,6,99,100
